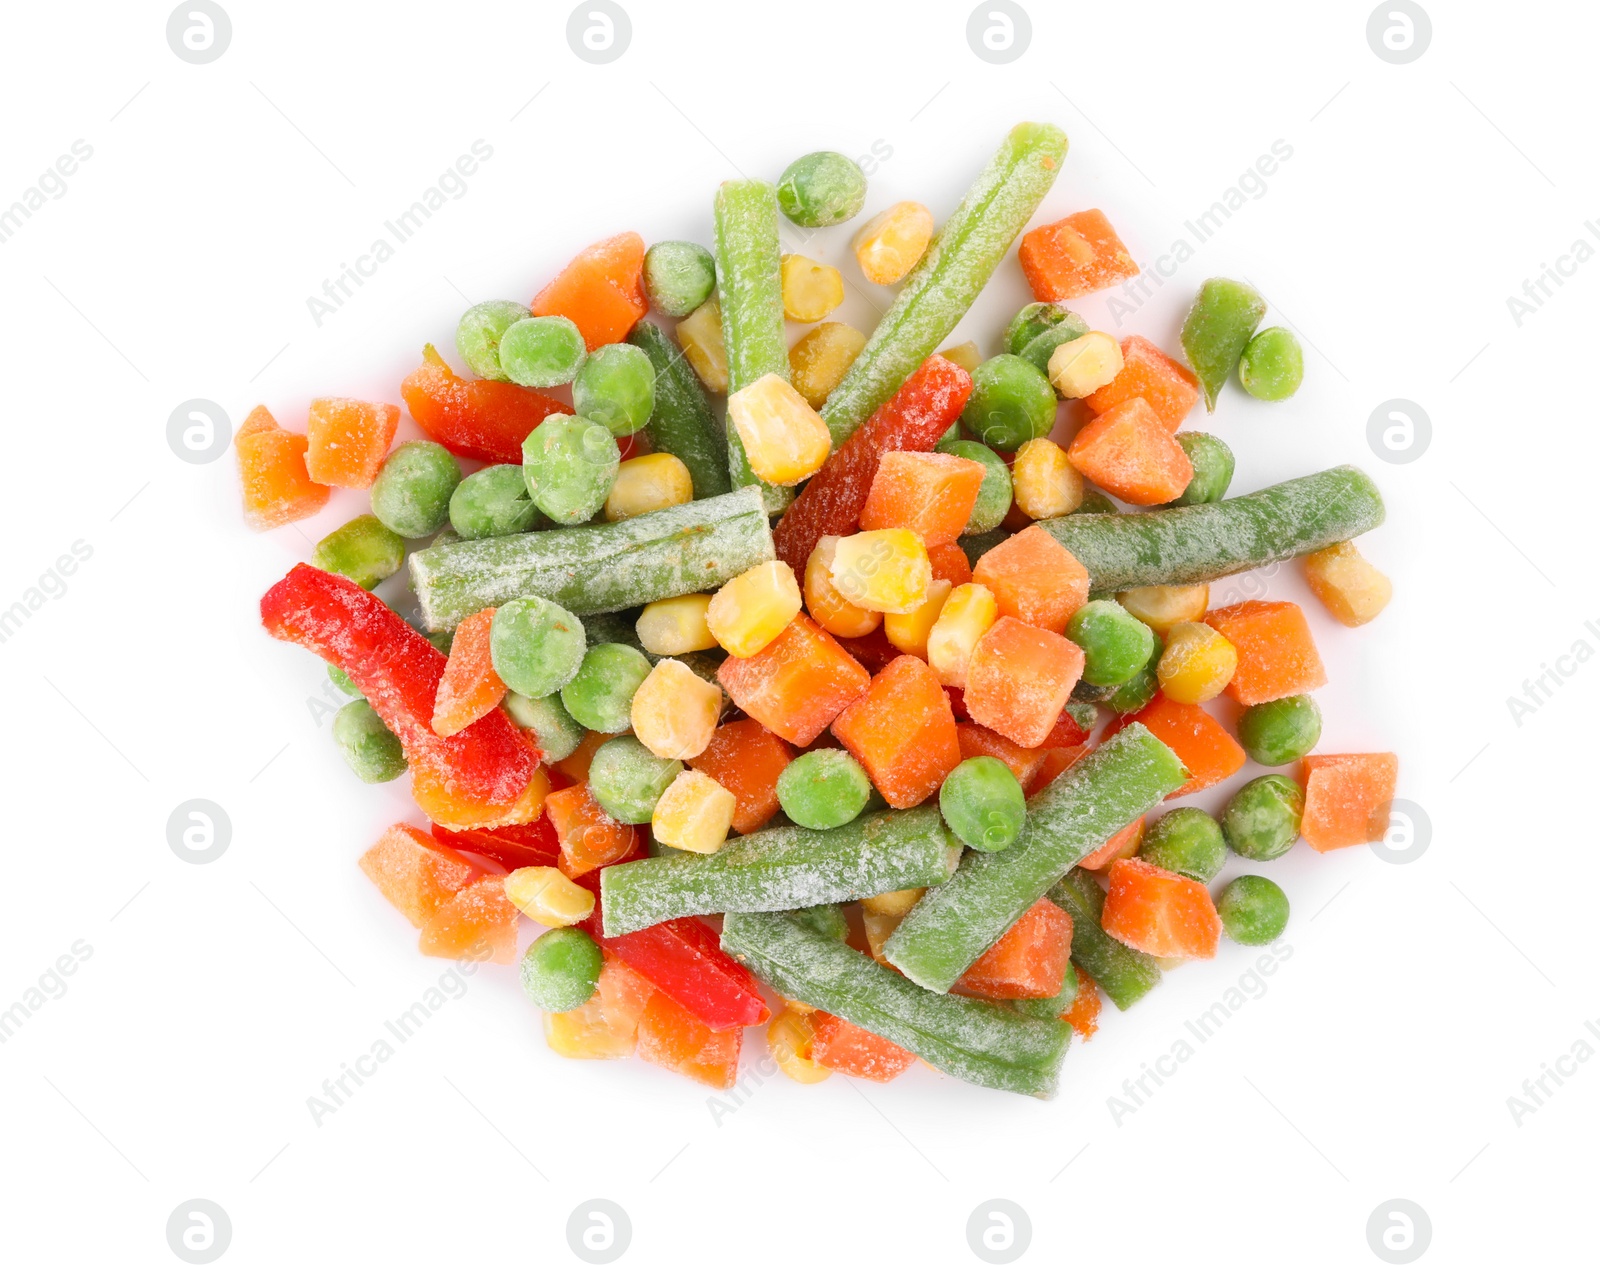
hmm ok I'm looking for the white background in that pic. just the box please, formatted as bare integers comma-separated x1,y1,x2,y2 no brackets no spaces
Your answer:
2,1,1596,1262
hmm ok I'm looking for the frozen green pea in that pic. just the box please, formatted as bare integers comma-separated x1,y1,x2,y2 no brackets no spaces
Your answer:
643,241,717,318
1238,326,1303,401
503,690,585,761
1067,599,1156,688
572,343,657,437
939,756,1026,853
521,415,619,525
332,699,406,783
328,663,360,697
370,441,461,538
1237,694,1322,766
937,437,1013,534
456,300,530,381
1217,875,1290,945
1181,278,1266,410
449,464,543,540
1171,432,1235,506
520,927,603,1012
1019,314,1093,381
776,151,868,228
776,749,872,830
489,596,586,700
1141,807,1226,882
588,735,682,824
561,642,652,734
961,355,1057,451
312,514,405,591
1107,634,1162,714
1005,302,1084,357
1222,774,1304,861
1074,489,1117,515
499,315,587,388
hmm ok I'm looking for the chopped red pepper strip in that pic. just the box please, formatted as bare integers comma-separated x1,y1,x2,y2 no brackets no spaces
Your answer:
601,916,771,1031
401,343,568,465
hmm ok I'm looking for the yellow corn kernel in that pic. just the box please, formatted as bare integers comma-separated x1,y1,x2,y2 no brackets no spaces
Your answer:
767,1006,832,1084
636,594,718,655
780,254,845,322
862,909,903,964
604,453,693,522
544,1008,635,1060
705,559,803,657
1047,331,1124,398
630,658,723,760
1158,621,1238,704
503,866,595,928
789,322,866,409
828,529,931,615
1011,438,1085,520
804,535,882,638
1117,584,1210,636
676,297,727,393
936,340,983,373
884,579,953,658
651,768,737,854
860,887,925,917
781,995,817,1016
726,373,833,486
853,201,935,285
1303,541,1392,627
926,582,998,688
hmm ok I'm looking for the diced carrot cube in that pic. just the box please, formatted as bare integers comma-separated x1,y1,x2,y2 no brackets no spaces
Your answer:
1078,815,1146,872
359,823,481,927
926,541,973,587
1203,600,1327,706
1102,856,1221,959
530,232,649,350
957,898,1074,999
1110,695,1243,797
545,784,638,878
686,719,793,835
235,405,331,531
1026,743,1089,796
809,1012,917,1082
431,608,506,738
1083,335,1200,432
717,613,871,746
1062,965,1101,1039
957,722,1048,787
971,523,1090,634
1300,753,1399,852
305,397,399,489
858,451,987,547
1067,398,1193,506
831,655,961,808
418,875,520,963
636,990,743,1089
1018,209,1139,301
963,617,1085,748
544,951,656,1060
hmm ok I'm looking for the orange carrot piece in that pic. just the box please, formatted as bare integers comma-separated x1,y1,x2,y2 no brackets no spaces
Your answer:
971,523,1090,634
717,614,871,746
810,1012,917,1082
686,719,793,835
1083,335,1200,433
1109,695,1243,797
1102,857,1221,959
636,990,743,1089
235,405,331,531
1078,815,1146,872
963,617,1085,748
305,397,400,489
1067,397,1193,506
1062,965,1102,1039
358,822,481,928
418,875,520,963
530,232,649,350
546,784,638,878
1203,600,1327,706
858,451,987,547
831,655,961,809
1018,209,1139,301
927,541,973,587
956,723,1048,787
431,608,507,738
1300,753,1399,852
956,898,1074,999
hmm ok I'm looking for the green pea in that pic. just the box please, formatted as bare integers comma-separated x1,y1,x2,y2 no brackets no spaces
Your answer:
332,699,406,783
370,441,461,538
939,756,1026,853
1005,302,1084,357
561,642,652,734
1222,774,1304,861
520,927,603,1012
328,663,361,697
489,597,586,699
1074,489,1117,515
572,343,657,437
1067,599,1156,688
1180,277,1266,410
643,241,717,317
503,690,585,761
937,437,1013,533
1107,634,1162,714
588,735,682,824
455,300,530,381
1019,315,1092,382
521,415,619,525
1171,432,1235,506
499,315,587,388
776,749,872,830
312,514,405,591
1237,694,1322,766
776,151,868,227
961,355,1057,452
449,464,543,540
1216,875,1290,945
1238,327,1304,401
1141,807,1226,882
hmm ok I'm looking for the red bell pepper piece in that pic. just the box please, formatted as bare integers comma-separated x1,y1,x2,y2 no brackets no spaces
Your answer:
400,344,568,464
600,916,770,1031
430,818,560,872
